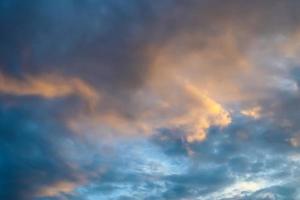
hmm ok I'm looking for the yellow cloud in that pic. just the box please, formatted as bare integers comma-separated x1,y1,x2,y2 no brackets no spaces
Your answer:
181,80,231,142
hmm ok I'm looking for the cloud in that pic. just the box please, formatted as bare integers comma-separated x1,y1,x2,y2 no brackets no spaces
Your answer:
36,181,79,198
67,77,231,142
1,0,298,143
172,79,231,142
0,102,78,200
2,1,300,200
241,106,261,119
0,72,99,109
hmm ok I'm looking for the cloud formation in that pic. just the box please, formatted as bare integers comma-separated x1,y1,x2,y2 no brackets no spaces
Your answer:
0,72,99,108
1,0,300,200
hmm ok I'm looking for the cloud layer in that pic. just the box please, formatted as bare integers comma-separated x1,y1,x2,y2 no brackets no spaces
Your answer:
1,0,300,200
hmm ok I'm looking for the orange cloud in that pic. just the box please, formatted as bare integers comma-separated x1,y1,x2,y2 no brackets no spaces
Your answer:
16,26,298,143
0,73,100,109
67,30,264,142
181,80,231,142
36,181,79,197
68,77,231,142
148,29,255,103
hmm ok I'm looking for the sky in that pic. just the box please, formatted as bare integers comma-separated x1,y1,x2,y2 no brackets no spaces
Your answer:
1,0,300,200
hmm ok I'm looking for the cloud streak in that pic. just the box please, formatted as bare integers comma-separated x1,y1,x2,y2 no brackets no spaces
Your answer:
0,72,100,109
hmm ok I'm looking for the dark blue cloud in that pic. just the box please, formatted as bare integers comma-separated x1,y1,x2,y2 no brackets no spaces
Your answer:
0,96,93,200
